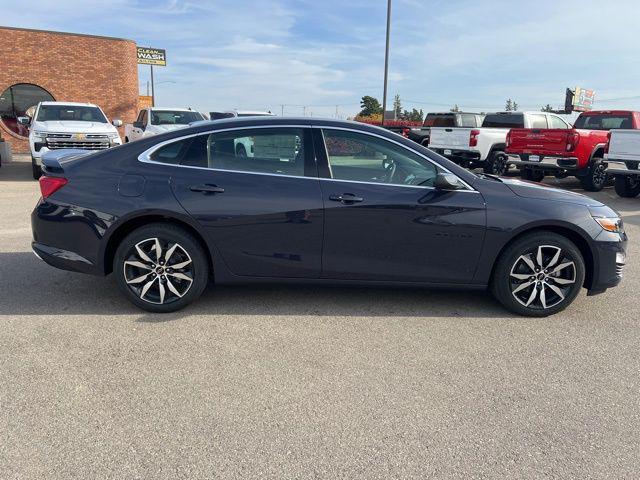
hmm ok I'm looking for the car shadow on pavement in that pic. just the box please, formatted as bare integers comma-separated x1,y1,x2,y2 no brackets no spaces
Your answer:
0,251,512,320
0,158,39,183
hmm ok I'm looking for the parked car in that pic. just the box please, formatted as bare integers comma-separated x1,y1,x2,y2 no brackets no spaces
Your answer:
19,101,123,179
124,108,205,142
604,129,640,197
506,110,640,191
209,110,275,120
31,117,626,317
407,112,484,147
428,112,568,175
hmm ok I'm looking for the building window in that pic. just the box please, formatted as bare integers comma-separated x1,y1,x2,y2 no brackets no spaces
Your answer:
0,84,55,137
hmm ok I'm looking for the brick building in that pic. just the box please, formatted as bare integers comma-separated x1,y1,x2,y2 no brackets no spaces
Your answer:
0,26,139,153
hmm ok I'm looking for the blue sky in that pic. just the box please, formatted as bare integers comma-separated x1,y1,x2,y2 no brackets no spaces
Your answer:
2,0,640,117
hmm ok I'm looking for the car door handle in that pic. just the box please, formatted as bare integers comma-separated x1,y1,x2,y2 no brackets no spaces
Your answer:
329,193,364,203
190,184,225,194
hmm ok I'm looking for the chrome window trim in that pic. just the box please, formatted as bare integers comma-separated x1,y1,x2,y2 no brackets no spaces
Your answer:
137,123,478,192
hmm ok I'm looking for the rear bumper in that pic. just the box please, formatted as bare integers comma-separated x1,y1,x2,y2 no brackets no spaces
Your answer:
506,154,581,171
431,148,482,164
605,160,640,177
32,242,103,275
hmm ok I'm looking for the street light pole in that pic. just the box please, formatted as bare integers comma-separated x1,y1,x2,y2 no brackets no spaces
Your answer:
381,0,392,127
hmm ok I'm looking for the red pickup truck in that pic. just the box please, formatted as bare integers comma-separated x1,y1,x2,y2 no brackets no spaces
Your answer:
505,110,640,191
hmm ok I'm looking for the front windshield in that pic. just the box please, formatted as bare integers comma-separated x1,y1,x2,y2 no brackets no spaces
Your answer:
151,110,204,125
36,105,107,123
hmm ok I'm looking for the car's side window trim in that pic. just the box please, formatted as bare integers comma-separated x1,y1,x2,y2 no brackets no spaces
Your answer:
314,126,476,192
139,125,319,180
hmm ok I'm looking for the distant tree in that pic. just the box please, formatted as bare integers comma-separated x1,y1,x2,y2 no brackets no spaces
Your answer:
400,108,423,122
541,104,554,112
450,104,460,112
393,94,402,120
359,95,383,117
505,98,520,111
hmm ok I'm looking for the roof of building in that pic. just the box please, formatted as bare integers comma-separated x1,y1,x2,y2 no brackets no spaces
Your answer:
0,25,135,43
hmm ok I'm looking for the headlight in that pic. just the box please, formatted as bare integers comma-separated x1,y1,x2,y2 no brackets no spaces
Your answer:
107,133,120,139
594,216,624,233
33,131,47,139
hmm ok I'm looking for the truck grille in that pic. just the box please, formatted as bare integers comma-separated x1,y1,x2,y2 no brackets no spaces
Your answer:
45,133,110,150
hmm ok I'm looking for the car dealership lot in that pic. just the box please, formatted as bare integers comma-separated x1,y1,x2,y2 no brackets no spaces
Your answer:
1,157,639,478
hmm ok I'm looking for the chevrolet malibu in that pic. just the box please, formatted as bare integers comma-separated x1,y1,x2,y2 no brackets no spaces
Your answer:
31,117,627,316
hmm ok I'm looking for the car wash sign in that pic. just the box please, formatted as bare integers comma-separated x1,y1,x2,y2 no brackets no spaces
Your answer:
137,47,166,66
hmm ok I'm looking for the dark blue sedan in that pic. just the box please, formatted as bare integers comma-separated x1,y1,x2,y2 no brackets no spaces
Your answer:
31,117,626,316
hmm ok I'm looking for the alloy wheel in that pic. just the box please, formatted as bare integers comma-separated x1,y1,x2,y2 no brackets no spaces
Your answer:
492,154,508,176
592,162,607,188
509,245,576,310
123,237,194,305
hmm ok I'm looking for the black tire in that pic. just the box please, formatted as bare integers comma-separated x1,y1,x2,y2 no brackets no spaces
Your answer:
483,150,508,175
236,144,247,157
491,232,585,317
32,157,42,180
521,168,544,182
579,159,607,192
124,137,129,143
613,175,640,198
421,138,430,147
113,223,209,313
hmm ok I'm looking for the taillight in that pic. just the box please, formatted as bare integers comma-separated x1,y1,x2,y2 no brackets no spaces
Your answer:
505,130,512,149
469,129,480,147
604,131,612,154
39,176,68,198
402,128,410,138
566,131,580,152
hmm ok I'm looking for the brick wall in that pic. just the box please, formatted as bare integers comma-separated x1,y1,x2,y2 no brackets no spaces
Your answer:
0,26,139,153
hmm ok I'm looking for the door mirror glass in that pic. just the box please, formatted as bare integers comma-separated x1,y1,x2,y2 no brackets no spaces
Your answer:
434,172,465,190
112,118,123,127
17,116,31,126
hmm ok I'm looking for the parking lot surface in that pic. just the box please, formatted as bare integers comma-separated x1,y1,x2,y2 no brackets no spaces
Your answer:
1,157,639,479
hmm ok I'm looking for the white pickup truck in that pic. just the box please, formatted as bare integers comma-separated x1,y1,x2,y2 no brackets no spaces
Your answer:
428,111,571,175
605,129,640,198
19,101,123,179
124,108,205,142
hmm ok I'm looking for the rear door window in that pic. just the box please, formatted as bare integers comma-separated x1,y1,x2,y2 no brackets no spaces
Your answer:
481,114,524,128
549,115,570,129
574,114,633,130
460,114,478,127
423,114,456,127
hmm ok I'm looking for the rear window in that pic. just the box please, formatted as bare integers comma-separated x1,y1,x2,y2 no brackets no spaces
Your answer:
423,114,456,127
481,113,524,128
573,114,633,130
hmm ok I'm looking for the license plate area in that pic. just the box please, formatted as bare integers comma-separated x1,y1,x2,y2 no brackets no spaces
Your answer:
444,149,452,156
529,155,540,162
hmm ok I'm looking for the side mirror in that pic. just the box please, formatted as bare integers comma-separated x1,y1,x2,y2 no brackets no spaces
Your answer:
17,116,31,126
434,172,465,190
112,118,123,127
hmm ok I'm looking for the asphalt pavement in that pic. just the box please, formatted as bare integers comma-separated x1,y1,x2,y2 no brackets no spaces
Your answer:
1,156,638,479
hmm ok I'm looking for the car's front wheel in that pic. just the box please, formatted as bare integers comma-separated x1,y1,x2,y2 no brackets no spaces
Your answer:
491,232,585,317
113,223,209,312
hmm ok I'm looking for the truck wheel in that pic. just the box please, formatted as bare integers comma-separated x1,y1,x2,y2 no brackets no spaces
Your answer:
521,168,544,182
483,150,508,175
614,175,640,198
421,138,430,147
31,157,42,180
125,137,129,143
579,159,607,192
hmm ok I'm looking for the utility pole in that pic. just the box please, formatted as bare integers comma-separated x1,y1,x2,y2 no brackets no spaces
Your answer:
335,105,339,118
150,65,155,107
302,106,307,117
281,104,285,116
381,0,392,127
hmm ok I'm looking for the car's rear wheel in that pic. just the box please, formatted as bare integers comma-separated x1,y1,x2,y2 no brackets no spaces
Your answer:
484,150,508,175
579,159,607,192
614,175,640,198
113,223,209,313
521,168,544,182
491,232,585,317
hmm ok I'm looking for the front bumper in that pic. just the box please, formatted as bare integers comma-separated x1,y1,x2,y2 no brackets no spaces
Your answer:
588,232,627,294
506,154,581,171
